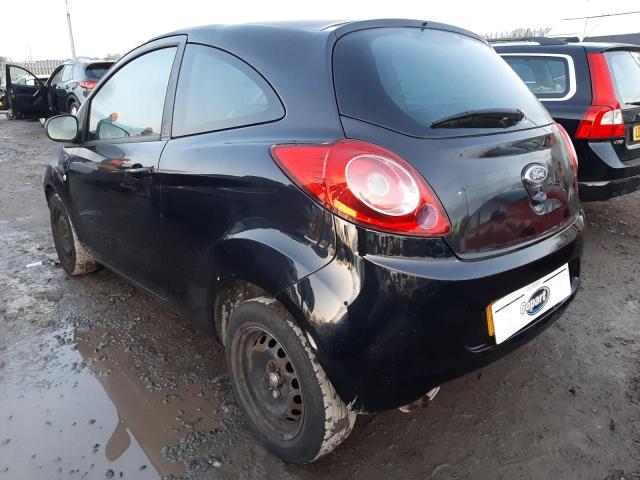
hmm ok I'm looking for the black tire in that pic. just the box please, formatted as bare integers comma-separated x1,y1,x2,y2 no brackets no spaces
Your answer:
48,193,100,275
68,101,80,116
226,298,355,464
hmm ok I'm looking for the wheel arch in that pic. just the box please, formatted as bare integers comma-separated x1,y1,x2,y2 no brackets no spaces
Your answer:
212,278,270,344
208,231,335,344
43,159,68,204
44,183,55,203
67,95,80,112
209,270,333,382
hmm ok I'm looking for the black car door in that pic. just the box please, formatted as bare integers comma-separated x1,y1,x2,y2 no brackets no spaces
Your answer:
64,37,184,297
57,64,75,113
47,65,65,113
5,64,50,118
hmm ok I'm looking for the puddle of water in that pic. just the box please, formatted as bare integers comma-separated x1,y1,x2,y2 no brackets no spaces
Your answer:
0,220,248,479
0,362,161,479
0,325,222,479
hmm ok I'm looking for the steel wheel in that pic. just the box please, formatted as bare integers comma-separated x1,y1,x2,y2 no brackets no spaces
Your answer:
48,193,100,275
226,298,355,463
52,204,75,263
232,324,304,440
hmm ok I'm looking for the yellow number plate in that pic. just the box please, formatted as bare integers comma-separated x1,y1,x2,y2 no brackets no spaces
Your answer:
634,125,640,142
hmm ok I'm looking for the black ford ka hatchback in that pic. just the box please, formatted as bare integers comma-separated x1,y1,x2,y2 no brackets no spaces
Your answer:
43,19,584,463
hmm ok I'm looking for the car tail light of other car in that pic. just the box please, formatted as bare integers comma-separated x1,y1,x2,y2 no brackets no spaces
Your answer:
556,123,579,179
78,80,98,89
575,53,625,140
271,139,451,237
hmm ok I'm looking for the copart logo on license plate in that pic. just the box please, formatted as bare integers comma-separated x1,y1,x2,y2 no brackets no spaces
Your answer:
521,286,550,315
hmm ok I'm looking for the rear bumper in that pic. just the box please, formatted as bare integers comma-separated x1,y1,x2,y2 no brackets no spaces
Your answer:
580,172,640,201
578,140,640,201
279,213,584,413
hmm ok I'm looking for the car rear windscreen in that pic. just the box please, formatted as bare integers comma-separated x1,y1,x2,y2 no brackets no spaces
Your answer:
605,50,640,107
333,28,551,138
502,56,570,99
85,63,113,79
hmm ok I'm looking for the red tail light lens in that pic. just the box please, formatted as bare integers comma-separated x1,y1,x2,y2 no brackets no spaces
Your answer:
78,80,97,89
271,140,451,237
575,53,625,140
575,106,625,139
556,123,578,178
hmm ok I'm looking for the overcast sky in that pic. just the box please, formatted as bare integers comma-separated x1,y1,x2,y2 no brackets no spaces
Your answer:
2,0,639,60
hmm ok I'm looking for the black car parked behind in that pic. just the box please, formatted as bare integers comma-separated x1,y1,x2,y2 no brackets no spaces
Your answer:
43,20,583,463
4,59,113,119
494,38,640,201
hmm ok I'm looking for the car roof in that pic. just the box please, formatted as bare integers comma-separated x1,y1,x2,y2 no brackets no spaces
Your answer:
154,18,484,43
159,19,367,35
242,20,349,30
137,19,485,79
493,39,640,53
60,59,114,66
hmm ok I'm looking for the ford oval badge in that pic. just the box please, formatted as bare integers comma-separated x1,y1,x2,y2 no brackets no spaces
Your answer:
522,164,549,186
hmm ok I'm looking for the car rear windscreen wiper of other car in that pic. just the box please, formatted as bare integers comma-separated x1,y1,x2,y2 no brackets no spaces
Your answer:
625,101,640,106
431,108,525,129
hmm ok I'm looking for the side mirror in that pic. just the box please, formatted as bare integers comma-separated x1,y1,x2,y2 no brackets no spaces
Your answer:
45,115,78,142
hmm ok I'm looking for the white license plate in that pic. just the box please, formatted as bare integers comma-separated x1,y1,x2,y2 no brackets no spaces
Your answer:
487,264,572,344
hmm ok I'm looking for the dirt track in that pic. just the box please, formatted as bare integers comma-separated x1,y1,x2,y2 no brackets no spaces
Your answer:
0,116,639,479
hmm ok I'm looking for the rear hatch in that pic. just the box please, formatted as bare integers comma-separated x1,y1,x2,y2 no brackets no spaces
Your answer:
333,26,580,259
604,48,640,163
85,62,114,80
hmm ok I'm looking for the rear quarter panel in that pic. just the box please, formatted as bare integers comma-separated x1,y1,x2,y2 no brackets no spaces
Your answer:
158,125,339,334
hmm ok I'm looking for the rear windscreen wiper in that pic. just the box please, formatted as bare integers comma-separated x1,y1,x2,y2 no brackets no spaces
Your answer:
625,101,640,106
431,108,525,129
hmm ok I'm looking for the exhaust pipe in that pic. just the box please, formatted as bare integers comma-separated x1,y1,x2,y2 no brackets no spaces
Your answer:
398,387,440,413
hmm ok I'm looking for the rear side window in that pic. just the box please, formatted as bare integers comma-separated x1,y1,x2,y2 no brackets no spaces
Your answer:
85,63,113,80
503,55,571,99
50,67,64,85
73,64,83,79
605,50,640,106
61,65,73,82
333,28,551,138
172,44,284,137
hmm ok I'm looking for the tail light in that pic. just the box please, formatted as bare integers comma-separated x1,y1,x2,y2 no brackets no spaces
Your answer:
556,123,579,178
78,80,97,89
575,53,625,140
271,139,451,237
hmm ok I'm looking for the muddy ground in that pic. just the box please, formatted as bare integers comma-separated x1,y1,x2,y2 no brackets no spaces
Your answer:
0,116,639,480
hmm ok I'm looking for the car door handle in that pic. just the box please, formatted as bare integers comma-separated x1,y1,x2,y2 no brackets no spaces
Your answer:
125,167,152,179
